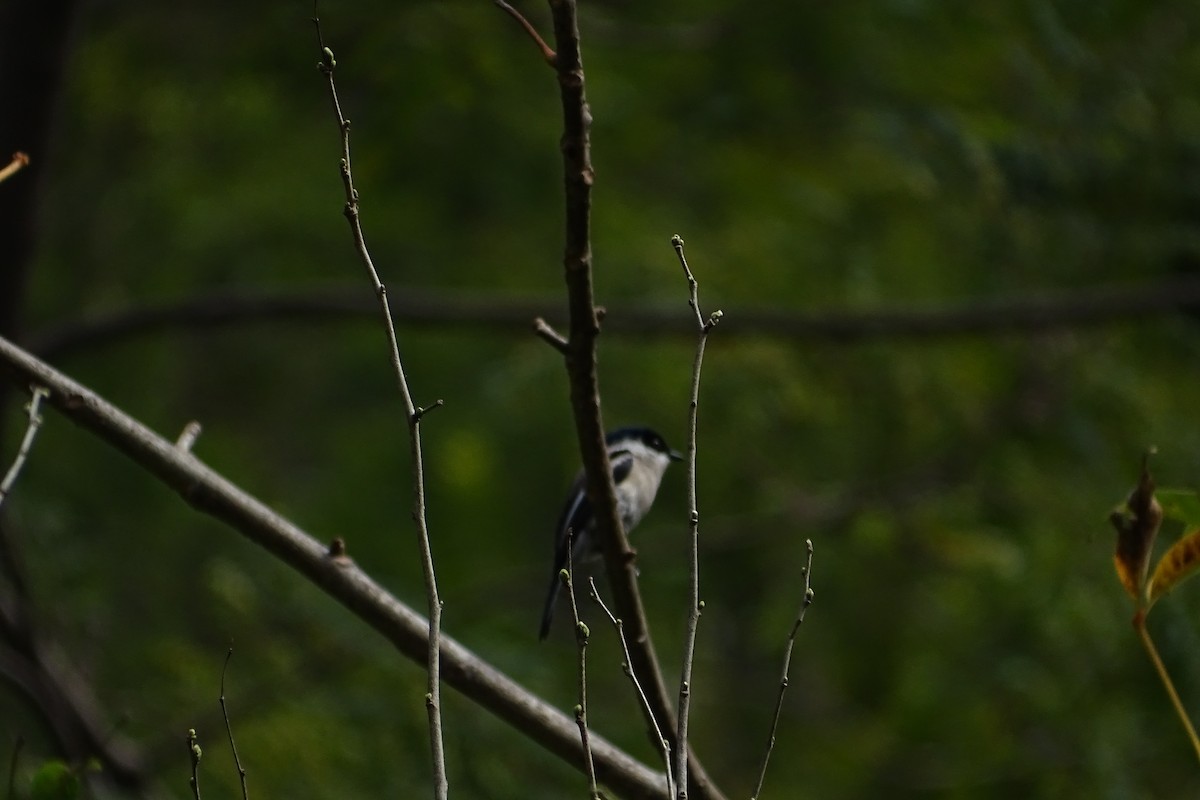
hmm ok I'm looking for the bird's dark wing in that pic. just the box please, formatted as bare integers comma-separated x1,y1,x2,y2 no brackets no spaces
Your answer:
540,470,589,639
553,471,591,559
610,450,633,485
539,451,636,640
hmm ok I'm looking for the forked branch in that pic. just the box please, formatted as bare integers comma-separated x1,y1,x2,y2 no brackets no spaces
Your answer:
0,333,671,799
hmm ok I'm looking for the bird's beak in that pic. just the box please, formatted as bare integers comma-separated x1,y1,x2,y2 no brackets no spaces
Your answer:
669,449,684,462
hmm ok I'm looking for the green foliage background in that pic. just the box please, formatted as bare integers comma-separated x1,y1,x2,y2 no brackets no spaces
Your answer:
6,0,1200,797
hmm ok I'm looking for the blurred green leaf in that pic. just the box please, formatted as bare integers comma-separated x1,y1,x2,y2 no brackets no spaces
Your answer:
1155,488,1200,526
28,761,79,800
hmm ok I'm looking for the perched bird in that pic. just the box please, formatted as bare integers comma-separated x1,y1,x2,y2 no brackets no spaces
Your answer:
539,427,683,640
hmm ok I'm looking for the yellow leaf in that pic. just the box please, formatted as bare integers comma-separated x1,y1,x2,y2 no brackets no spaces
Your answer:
1148,526,1200,606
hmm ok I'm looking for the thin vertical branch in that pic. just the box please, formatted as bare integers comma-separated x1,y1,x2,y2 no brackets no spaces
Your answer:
589,578,676,800
564,532,600,798
752,539,815,798
312,11,447,798
670,235,720,798
219,648,249,800
0,386,49,510
186,729,202,800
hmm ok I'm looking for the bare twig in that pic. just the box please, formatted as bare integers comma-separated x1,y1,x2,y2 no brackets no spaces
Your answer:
564,532,599,799
219,648,249,800
312,11,447,798
0,153,29,186
670,235,720,798
0,333,670,799
186,728,202,800
589,577,676,799
493,0,556,65
752,539,815,798
0,386,48,510
533,317,570,354
176,421,202,452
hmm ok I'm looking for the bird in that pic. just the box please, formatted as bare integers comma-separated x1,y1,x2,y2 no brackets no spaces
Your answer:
539,426,683,640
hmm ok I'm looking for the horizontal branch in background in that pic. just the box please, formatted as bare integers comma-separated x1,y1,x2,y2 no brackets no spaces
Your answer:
24,276,1200,361
0,334,670,800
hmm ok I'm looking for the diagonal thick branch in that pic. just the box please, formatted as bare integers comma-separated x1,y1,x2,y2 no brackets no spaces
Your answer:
0,334,671,800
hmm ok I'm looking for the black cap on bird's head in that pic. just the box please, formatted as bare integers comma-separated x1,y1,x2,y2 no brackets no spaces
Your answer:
606,426,683,462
